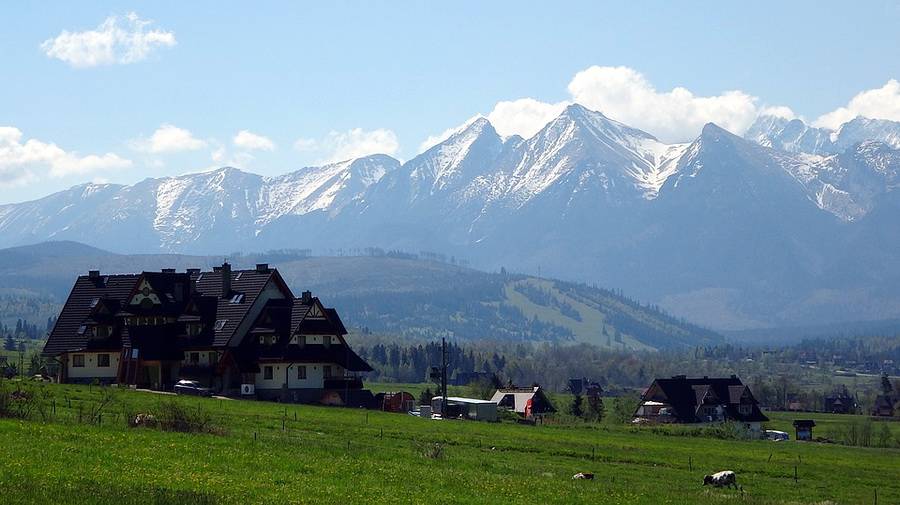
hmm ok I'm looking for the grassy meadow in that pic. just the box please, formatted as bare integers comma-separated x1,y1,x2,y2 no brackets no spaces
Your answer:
1,381,898,504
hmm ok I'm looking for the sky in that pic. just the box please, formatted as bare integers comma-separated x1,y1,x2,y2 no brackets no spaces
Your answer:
2,1,900,204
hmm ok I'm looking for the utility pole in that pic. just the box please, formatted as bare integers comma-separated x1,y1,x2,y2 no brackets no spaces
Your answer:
441,338,449,417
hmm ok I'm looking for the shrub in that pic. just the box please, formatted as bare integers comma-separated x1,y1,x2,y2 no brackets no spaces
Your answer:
152,400,222,434
414,440,446,460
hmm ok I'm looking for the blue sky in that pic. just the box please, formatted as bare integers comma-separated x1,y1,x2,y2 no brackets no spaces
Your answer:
2,1,900,204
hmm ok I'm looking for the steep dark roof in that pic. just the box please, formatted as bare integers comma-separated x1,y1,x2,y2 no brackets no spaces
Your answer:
193,269,291,346
43,274,140,356
644,376,768,423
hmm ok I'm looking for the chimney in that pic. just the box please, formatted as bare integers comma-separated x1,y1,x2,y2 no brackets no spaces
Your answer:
256,263,269,273
88,270,100,279
301,290,312,303
161,268,176,274
186,268,200,275
221,262,232,298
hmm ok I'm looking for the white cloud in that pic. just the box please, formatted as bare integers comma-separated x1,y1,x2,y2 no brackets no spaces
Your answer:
487,98,569,139
567,66,759,142
0,126,131,186
813,79,900,130
41,12,176,68
760,106,798,120
294,128,399,164
131,124,206,154
233,130,275,151
418,65,770,147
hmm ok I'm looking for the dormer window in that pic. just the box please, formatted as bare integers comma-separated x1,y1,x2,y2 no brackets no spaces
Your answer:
89,297,100,309
214,319,227,331
229,293,244,304
77,325,87,335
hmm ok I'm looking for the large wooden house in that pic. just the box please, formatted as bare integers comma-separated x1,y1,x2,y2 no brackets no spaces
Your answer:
42,263,373,405
633,375,768,434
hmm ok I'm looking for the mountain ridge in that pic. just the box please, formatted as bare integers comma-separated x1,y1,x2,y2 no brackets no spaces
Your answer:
4,106,900,331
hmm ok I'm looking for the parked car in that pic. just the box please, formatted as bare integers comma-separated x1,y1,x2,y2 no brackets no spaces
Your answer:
173,379,213,396
765,430,790,441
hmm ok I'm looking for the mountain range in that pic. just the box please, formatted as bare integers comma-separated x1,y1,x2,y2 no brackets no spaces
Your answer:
3,104,900,331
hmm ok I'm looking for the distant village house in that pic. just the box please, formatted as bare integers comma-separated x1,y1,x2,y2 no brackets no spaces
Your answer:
633,375,768,434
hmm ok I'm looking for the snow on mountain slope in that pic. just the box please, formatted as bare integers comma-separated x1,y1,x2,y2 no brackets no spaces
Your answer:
746,114,900,155
0,155,399,251
745,115,900,221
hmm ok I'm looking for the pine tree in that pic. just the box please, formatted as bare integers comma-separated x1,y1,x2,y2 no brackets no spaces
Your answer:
3,335,14,351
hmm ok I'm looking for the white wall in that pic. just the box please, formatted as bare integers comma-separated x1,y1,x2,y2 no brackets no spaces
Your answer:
255,362,344,389
66,352,119,379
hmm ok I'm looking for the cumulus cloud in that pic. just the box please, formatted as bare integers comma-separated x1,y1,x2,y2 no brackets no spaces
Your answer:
233,130,275,151
418,65,776,148
567,66,759,142
41,12,176,68
759,106,798,120
487,98,569,139
0,126,131,186
813,79,900,130
131,124,206,153
294,128,399,164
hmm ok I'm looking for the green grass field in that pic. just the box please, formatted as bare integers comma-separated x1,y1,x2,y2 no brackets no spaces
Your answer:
0,381,898,504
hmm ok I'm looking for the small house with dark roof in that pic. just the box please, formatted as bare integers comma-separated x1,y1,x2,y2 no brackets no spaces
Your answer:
43,263,373,405
633,375,768,434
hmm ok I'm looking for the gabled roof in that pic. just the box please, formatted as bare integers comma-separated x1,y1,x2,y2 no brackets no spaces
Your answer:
43,274,140,356
193,268,292,347
643,376,768,423
489,386,556,413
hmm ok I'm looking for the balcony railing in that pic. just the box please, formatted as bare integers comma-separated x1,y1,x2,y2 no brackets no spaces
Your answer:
324,376,364,390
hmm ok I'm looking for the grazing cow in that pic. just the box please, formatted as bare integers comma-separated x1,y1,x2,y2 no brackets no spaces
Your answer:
572,472,594,480
703,471,737,488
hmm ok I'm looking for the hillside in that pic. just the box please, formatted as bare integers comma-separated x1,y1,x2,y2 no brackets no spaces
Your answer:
0,241,720,351
1,383,898,505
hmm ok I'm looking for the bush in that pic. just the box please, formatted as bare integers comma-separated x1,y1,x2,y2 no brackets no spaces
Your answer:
131,400,222,435
414,440,446,460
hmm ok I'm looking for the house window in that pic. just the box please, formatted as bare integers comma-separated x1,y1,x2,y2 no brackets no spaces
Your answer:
323,365,332,378
72,354,85,367
323,335,332,347
739,404,752,415
263,366,273,380
297,366,307,380
97,354,110,367
190,352,200,364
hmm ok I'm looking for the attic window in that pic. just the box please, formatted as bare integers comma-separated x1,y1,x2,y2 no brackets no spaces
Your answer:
77,325,87,335
235,272,243,280
230,293,245,304
214,319,227,331
196,274,204,282
89,297,100,308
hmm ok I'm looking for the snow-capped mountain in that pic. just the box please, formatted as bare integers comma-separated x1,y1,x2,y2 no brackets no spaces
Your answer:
4,106,900,331
0,155,399,253
746,114,900,155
